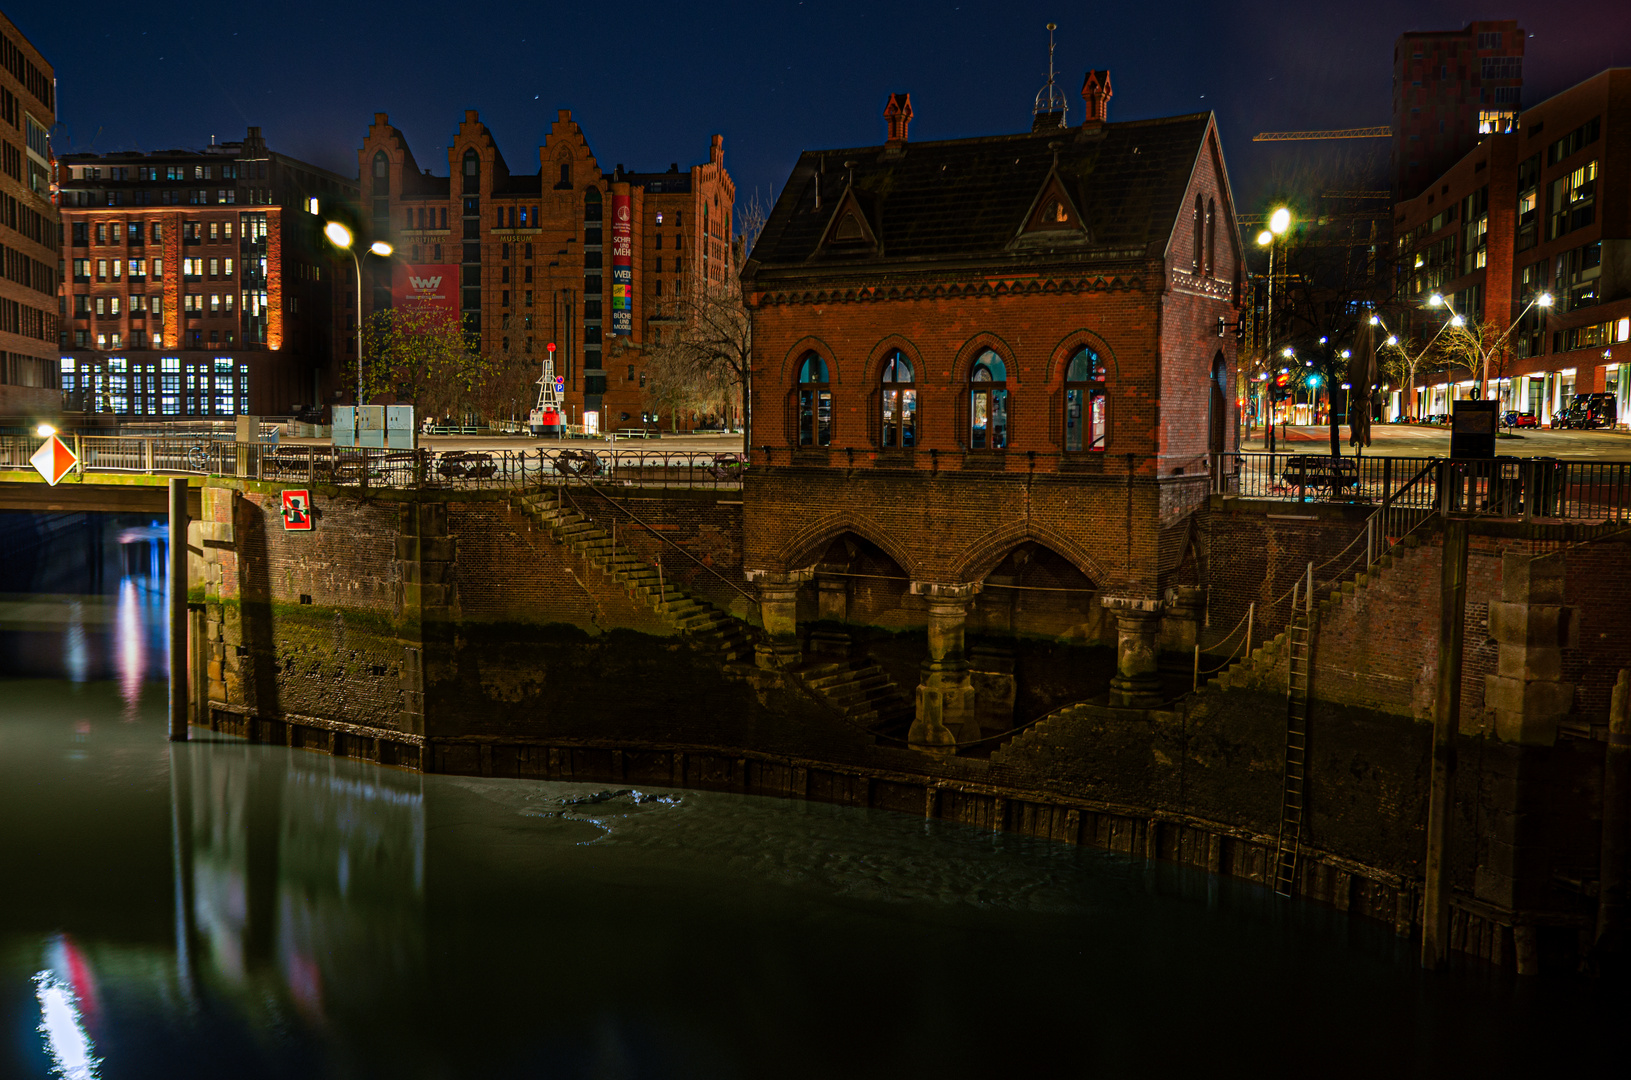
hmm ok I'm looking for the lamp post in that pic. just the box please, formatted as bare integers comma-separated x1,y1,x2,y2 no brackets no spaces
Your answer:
1256,206,1292,448
324,222,392,435
1429,291,1553,406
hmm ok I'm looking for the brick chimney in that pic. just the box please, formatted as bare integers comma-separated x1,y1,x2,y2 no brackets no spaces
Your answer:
1081,70,1112,126
884,92,913,146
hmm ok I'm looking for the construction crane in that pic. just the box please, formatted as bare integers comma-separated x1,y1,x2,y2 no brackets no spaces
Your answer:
1252,126,1392,142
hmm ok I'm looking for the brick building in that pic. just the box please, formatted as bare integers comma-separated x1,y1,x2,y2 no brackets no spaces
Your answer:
0,12,57,420
356,110,734,432
1393,20,1525,201
56,128,357,419
740,77,1242,750
1392,68,1631,424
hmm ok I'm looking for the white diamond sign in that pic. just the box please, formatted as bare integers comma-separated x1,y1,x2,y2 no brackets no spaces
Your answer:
31,435,78,486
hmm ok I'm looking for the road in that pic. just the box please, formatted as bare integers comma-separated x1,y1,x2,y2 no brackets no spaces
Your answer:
1245,423,1631,460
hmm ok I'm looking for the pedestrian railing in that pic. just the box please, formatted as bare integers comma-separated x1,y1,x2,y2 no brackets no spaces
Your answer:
0,435,747,493
1211,451,1631,523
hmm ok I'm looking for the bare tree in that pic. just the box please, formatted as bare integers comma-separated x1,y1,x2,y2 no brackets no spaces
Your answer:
1432,315,1518,405
359,308,479,420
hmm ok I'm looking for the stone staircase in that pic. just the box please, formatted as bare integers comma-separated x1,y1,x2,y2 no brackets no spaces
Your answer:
993,531,1440,765
1206,531,1434,693
796,656,916,736
513,490,758,663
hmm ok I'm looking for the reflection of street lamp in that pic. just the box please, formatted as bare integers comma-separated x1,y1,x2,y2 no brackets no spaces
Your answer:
1256,207,1292,447
324,222,393,416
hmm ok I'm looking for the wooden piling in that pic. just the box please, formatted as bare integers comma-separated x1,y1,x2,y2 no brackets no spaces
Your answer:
1423,518,1467,969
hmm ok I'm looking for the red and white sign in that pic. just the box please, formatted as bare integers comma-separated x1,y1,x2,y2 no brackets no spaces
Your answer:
30,434,77,486
281,490,313,531
391,264,459,318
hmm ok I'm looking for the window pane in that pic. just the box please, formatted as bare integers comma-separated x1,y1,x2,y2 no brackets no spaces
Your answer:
1065,387,1083,451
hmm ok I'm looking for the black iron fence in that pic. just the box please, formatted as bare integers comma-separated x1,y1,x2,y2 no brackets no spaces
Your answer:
0,436,746,492
1212,451,1631,523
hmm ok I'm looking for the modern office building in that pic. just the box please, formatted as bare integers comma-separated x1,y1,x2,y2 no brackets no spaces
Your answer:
1393,68,1631,424
56,128,357,418
1392,20,1525,201
356,110,734,433
0,11,58,421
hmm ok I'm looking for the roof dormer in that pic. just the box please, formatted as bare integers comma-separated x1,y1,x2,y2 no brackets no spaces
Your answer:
1014,167,1090,244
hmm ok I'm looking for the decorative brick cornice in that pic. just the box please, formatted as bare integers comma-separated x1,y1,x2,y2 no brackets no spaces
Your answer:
750,274,1146,309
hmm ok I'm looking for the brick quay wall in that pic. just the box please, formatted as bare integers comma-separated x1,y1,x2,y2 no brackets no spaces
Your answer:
191,478,1628,972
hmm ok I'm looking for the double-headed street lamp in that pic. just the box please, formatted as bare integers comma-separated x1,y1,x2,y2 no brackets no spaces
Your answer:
1429,290,1554,403
324,221,393,417
1255,206,1292,446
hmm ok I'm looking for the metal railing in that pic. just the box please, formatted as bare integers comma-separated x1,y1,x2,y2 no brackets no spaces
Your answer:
0,435,746,492
1212,451,1631,524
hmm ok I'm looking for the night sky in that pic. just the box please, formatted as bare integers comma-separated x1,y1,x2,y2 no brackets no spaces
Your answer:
16,0,1631,222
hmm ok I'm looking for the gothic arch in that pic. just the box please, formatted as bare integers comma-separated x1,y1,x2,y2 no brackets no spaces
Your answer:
778,336,843,385
863,334,925,382
1045,328,1123,385
776,512,920,579
948,332,1022,386
949,521,1110,587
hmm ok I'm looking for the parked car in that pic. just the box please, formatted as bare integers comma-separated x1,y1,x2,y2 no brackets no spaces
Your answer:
1552,392,1618,429
1503,410,1539,429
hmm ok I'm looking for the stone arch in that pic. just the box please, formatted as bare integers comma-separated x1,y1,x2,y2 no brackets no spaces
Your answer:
1208,350,1229,456
775,511,920,580
947,332,1022,386
778,336,843,385
950,521,1110,587
1045,328,1123,385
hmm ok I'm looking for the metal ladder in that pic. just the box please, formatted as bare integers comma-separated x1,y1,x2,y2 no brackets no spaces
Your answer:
1274,561,1314,898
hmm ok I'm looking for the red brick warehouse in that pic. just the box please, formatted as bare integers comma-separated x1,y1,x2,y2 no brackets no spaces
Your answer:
740,71,1244,750
357,110,735,434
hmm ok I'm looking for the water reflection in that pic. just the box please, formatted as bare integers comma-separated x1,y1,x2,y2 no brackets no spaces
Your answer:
176,745,426,1030
0,512,170,694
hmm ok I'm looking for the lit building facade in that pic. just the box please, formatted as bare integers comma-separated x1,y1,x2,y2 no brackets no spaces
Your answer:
56,128,357,418
357,110,734,433
1393,68,1631,424
0,11,57,420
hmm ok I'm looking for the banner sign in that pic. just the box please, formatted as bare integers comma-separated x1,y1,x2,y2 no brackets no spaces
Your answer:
392,264,459,318
611,194,632,335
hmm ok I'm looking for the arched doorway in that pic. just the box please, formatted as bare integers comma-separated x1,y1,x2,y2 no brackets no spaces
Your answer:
1208,353,1229,457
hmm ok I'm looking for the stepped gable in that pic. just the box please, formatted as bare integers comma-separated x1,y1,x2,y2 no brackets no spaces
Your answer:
744,112,1213,277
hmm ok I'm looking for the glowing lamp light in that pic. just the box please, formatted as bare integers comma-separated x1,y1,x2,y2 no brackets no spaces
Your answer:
1341,349,1351,358
369,241,393,257
1282,347,1294,358
36,423,56,438
1428,293,1444,308
1386,335,1399,346
1307,374,1321,386
324,221,353,249
1368,315,1380,325
1538,292,1554,308
1451,315,1465,328
1269,207,1292,235
1256,230,1274,246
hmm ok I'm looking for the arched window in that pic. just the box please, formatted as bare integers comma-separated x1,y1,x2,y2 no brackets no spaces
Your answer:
372,151,389,195
1192,194,1203,272
559,161,572,188
584,188,602,222
797,353,832,447
969,349,1009,450
880,350,916,448
1205,197,1217,278
1064,346,1107,452
462,149,479,195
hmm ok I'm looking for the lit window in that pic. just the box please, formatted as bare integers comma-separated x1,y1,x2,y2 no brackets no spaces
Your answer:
969,350,1009,449
796,352,832,447
879,350,916,448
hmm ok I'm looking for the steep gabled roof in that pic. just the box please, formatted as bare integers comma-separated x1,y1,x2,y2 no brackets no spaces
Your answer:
744,112,1213,283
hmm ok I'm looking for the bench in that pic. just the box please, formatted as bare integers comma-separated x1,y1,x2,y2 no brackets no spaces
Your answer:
1280,454,1359,498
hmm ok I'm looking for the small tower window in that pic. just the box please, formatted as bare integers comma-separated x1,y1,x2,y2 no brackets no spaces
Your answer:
462,149,480,195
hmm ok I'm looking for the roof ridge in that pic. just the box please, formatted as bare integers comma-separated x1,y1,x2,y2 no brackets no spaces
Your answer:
796,112,1212,160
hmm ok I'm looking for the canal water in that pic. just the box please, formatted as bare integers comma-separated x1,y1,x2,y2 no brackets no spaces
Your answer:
0,510,1623,1078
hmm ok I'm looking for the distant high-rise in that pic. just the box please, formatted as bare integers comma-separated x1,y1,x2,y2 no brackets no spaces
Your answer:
0,10,58,420
1392,20,1524,199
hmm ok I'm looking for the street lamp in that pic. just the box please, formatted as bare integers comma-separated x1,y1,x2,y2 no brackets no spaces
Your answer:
1432,290,1555,402
1256,207,1292,447
325,222,393,427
